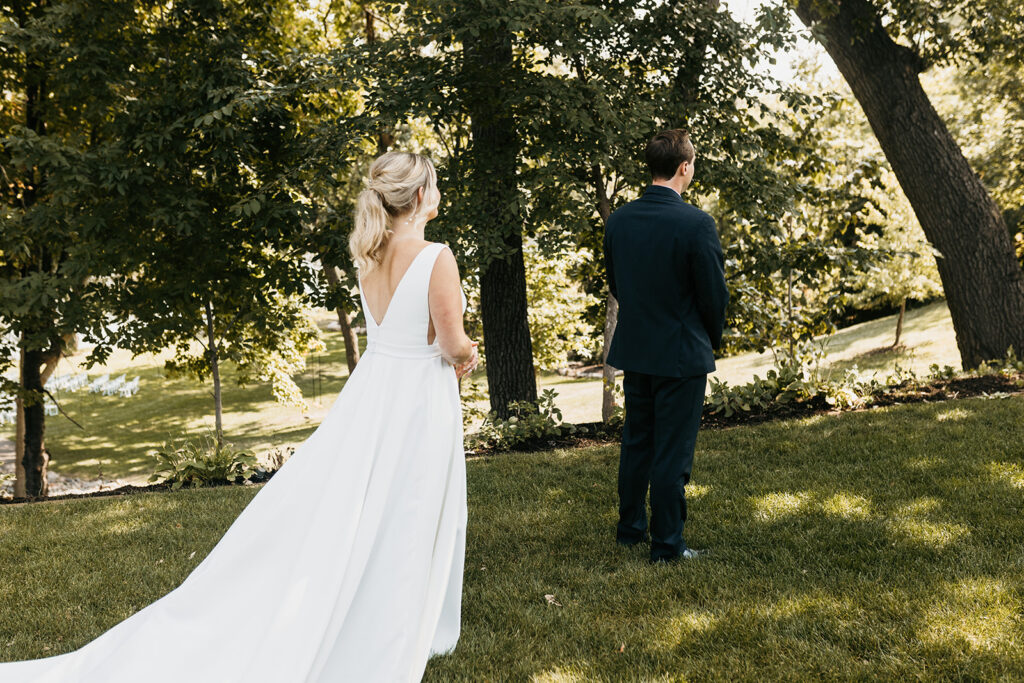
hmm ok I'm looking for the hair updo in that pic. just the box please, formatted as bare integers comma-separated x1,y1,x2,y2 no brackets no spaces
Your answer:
349,151,438,272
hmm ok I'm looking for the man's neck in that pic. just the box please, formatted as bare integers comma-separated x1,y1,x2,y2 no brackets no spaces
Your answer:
651,178,685,196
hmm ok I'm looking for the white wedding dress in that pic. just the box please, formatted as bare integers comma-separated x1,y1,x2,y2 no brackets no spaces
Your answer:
0,242,468,682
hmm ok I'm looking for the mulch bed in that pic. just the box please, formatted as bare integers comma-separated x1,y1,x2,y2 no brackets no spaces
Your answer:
0,470,275,507
4,374,1022,505
468,372,1024,456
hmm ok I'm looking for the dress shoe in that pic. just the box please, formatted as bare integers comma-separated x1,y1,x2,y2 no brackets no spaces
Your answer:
649,548,707,564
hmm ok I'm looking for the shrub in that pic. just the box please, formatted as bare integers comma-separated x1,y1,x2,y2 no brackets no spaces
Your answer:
148,431,262,490
467,388,577,451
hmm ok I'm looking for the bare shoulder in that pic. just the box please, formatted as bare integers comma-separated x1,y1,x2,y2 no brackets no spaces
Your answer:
428,243,460,286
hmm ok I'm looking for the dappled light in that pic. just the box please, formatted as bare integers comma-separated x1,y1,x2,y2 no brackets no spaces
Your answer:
920,577,1021,653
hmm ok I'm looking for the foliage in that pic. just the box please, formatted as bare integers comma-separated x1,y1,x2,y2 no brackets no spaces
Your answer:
336,0,804,364
721,56,889,359
459,375,489,431
707,341,1024,421
706,346,888,417
524,238,601,370
973,346,1024,377
467,388,577,452
147,431,261,491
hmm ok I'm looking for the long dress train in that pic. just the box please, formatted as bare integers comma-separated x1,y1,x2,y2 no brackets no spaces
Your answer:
0,242,468,682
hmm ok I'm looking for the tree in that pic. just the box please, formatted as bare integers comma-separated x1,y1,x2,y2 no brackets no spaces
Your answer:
519,0,799,419
1,0,137,496
89,0,326,447
792,0,1024,368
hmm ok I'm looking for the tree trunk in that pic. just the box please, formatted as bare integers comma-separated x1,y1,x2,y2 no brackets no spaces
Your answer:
19,346,49,497
204,299,223,449
601,293,619,422
795,0,1024,368
478,230,537,418
322,263,360,372
894,298,906,348
464,20,537,418
592,164,620,423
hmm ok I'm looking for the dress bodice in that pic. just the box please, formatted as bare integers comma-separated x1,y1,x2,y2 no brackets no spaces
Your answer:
358,243,467,359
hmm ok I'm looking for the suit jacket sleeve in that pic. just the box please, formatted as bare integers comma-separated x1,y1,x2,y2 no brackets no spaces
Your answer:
603,223,617,300
690,216,729,350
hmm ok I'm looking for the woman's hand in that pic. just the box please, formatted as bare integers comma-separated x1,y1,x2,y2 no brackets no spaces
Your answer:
454,341,479,380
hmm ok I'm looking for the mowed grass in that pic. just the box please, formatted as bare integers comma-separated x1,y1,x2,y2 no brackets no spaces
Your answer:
2,394,1022,680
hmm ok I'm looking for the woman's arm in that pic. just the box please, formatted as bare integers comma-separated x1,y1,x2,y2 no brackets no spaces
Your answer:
428,246,475,367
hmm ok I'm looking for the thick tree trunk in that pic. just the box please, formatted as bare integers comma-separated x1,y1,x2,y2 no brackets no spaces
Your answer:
465,22,537,418
795,0,1024,368
322,263,360,372
478,229,537,418
204,299,223,449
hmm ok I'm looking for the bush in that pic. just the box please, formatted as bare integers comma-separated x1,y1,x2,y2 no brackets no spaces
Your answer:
467,388,577,451
148,431,262,490
706,351,888,417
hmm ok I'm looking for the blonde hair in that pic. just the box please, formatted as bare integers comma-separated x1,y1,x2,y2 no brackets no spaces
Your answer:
349,151,439,272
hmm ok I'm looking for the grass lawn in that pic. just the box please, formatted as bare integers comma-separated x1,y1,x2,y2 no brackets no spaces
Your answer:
2,394,1021,679
0,300,959,486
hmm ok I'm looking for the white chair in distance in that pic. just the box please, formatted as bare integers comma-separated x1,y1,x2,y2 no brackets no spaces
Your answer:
102,374,126,396
119,376,140,398
88,373,110,393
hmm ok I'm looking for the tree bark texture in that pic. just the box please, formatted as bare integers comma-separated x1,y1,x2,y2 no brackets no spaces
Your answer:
795,0,1024,368
464,23,538,418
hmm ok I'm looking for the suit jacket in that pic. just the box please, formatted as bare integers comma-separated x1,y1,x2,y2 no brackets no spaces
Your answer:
603,184,729,377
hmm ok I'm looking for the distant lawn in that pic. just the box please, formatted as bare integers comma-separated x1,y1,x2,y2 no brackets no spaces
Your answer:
2,394,1021,679
1,301,958,485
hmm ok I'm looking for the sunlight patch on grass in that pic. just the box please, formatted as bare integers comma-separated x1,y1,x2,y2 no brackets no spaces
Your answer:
764,589,860,624
821,492,872,520
905,456,942,471
545,487,568,500
751,491,812,521
899,497,941,515
987,461,1024,490
920,578,1021,652
530,667,589,682
652,608,719,648
887,497,969,547
686,483,712,500
935,407,972,422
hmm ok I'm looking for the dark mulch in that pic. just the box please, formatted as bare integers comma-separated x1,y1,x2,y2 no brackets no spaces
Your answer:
1,470,275,507
469,372,1024,456
5,374,1022,505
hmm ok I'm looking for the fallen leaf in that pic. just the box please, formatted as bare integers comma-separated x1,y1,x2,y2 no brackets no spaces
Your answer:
188,551,196,559
544,594,562,607
617,644,626,653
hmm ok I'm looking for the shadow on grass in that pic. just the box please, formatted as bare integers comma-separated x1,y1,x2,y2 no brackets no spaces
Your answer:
428,396,1024,680
1,396,1021,678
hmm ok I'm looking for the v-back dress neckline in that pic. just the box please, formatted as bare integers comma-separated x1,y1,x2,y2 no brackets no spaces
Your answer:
359,243,436,328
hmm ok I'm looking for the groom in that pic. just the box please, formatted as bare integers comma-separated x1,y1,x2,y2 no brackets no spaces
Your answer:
603,129,729,564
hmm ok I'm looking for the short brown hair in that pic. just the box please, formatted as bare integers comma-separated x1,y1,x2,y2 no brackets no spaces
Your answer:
645,129,695,180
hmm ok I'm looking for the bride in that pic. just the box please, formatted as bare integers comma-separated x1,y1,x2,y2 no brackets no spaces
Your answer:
0,150,480,682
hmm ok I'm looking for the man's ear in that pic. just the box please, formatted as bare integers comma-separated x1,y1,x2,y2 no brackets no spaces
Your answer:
677,161,688,177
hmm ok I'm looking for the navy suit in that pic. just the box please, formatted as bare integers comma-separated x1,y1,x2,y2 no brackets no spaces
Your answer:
603,184,728,560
